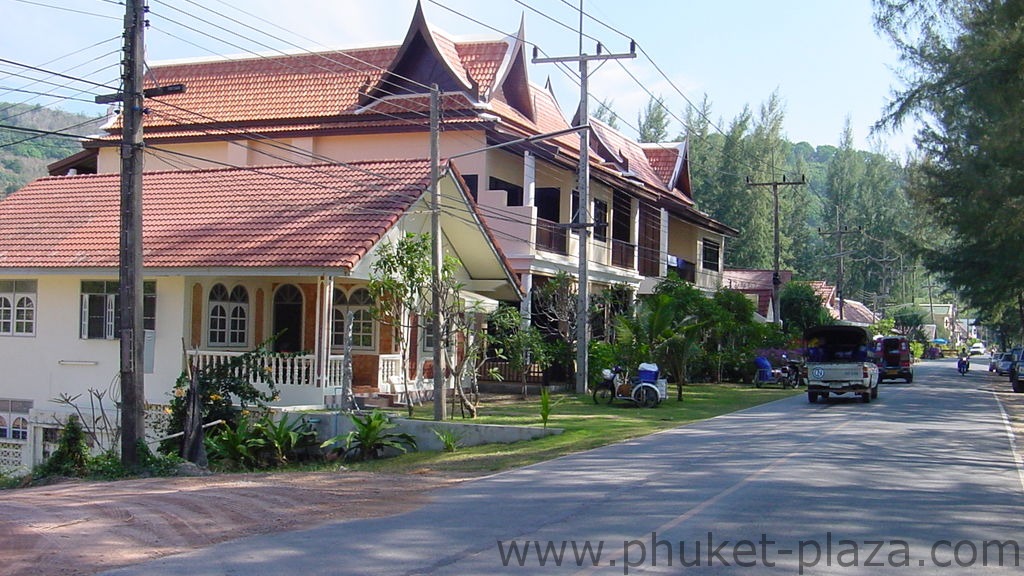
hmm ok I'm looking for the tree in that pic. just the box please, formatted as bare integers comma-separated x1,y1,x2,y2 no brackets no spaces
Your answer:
891,306,928,342
593,98,619,129
489,303,551,399
532,272,578,386
780,281,833,336
637,95,670,143
368,233,432,417
875,0,1024,332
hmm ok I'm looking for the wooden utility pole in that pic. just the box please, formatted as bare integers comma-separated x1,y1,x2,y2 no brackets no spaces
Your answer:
429,85,445,420
533,4,634,394
819,212,861,321
94,2,185,466
746,174,804,327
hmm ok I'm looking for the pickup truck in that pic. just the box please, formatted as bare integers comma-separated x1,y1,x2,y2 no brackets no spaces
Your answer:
804,325,879,403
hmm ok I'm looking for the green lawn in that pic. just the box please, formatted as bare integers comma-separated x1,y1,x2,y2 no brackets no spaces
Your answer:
347,384,798,476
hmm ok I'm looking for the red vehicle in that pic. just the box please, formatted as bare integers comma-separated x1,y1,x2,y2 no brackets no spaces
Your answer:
876,336,914,383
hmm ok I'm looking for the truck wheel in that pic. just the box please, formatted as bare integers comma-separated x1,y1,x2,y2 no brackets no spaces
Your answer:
808,391,818,403
905,375,913,383
862,392,871,403
1013,379,1023,393
871,385,879,399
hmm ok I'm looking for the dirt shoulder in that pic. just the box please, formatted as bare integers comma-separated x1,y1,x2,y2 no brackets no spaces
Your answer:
0,470,462,576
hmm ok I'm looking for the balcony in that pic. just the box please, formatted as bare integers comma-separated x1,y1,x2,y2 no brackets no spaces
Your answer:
536,218,567,255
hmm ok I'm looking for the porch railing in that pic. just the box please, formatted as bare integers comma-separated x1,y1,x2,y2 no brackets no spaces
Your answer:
186,350,346,388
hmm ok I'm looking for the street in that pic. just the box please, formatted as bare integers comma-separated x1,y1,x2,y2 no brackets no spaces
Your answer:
102,359,1024,575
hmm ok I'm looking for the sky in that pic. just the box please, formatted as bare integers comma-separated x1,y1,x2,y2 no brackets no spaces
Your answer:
0,0,915,155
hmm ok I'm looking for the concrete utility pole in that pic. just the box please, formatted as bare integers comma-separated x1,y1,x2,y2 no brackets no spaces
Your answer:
429,85,445,421
533,3,635,394
819,211,861,321
746,174,804,327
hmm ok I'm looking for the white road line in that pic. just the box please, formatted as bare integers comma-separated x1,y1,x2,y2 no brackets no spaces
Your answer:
992,391,1024,495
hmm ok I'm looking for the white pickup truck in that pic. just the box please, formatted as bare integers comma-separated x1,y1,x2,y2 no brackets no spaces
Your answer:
803,325,879,403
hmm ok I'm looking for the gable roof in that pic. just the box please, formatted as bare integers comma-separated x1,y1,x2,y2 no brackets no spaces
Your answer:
0,160,436,271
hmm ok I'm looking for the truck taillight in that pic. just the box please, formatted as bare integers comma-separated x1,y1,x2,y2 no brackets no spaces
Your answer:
863,366,870,378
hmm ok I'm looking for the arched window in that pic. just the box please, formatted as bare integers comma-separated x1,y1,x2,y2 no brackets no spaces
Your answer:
209,284,248,346
228,286,249,345
331,288,375,350
0,296,11,335
0,280,36,336
0,415,7,439
11,417,27,440
15,296,34,335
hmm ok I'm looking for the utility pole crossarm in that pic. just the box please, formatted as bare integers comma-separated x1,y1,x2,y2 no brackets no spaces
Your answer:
533,25,636,395
818,213,862,321
746,175,805,327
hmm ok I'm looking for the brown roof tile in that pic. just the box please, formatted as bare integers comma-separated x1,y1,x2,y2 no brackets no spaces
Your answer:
0,160,433,270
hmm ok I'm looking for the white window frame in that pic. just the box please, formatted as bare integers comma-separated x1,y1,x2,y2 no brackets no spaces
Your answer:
80,281,155,340
0,280,36,337
331,288,376,351
420,318,436,353
10,416,27,440
208,283,249,347
701,238,721,273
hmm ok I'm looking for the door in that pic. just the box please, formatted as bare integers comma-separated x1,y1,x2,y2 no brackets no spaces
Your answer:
272,284,303,353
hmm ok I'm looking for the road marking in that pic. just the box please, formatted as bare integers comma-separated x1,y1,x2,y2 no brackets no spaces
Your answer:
572,414,861,575
992,391,1024,495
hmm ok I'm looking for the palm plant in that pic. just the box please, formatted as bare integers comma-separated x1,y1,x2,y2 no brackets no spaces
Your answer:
205,417,265,470
320,410,417,461
253,413,316,466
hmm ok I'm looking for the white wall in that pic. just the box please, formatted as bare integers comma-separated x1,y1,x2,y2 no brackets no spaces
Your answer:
0,275,186,412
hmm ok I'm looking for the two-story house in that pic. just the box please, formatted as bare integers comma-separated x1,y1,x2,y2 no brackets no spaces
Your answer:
0,2,734,469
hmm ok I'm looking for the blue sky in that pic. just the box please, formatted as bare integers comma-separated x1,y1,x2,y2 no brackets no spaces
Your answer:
1,0,914,155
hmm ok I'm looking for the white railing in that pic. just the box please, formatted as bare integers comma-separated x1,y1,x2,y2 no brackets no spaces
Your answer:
187,350,347,388
377,354,402,392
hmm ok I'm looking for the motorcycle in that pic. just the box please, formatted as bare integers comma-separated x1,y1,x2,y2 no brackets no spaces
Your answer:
756,354,804,389
957,356,970,375
592,363,665,408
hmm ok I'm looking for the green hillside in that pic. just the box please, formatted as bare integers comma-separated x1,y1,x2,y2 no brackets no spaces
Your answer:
0,103,104,197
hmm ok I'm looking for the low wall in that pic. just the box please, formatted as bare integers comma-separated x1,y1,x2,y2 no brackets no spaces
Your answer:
293,410,562,453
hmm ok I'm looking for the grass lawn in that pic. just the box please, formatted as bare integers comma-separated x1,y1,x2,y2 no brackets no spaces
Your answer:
346,383,798,476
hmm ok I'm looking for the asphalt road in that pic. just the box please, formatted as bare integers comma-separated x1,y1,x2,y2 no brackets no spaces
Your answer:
103,359,1024,575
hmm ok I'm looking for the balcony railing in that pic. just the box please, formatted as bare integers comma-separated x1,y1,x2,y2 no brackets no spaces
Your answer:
186,350,346,388
536,218,567,255
611,239,636,269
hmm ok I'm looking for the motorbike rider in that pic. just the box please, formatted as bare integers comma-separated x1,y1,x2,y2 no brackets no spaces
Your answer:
957,347,970,373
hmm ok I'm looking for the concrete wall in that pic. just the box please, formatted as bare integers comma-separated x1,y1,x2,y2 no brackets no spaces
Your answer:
298,410,562,453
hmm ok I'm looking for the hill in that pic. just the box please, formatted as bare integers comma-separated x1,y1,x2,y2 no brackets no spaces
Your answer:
0,103,105,197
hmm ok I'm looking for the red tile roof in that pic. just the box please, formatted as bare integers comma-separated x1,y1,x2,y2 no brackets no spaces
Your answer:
0,160,434,270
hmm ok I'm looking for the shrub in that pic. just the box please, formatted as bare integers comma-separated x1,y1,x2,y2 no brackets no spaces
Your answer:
205,416,265,470
431,427,462,453
252,412,317,466
37,415,89,478
321,410,417,461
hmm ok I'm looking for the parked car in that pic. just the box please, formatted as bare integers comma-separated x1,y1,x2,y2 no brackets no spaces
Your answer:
996,352,1014,376
970,342,986,356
